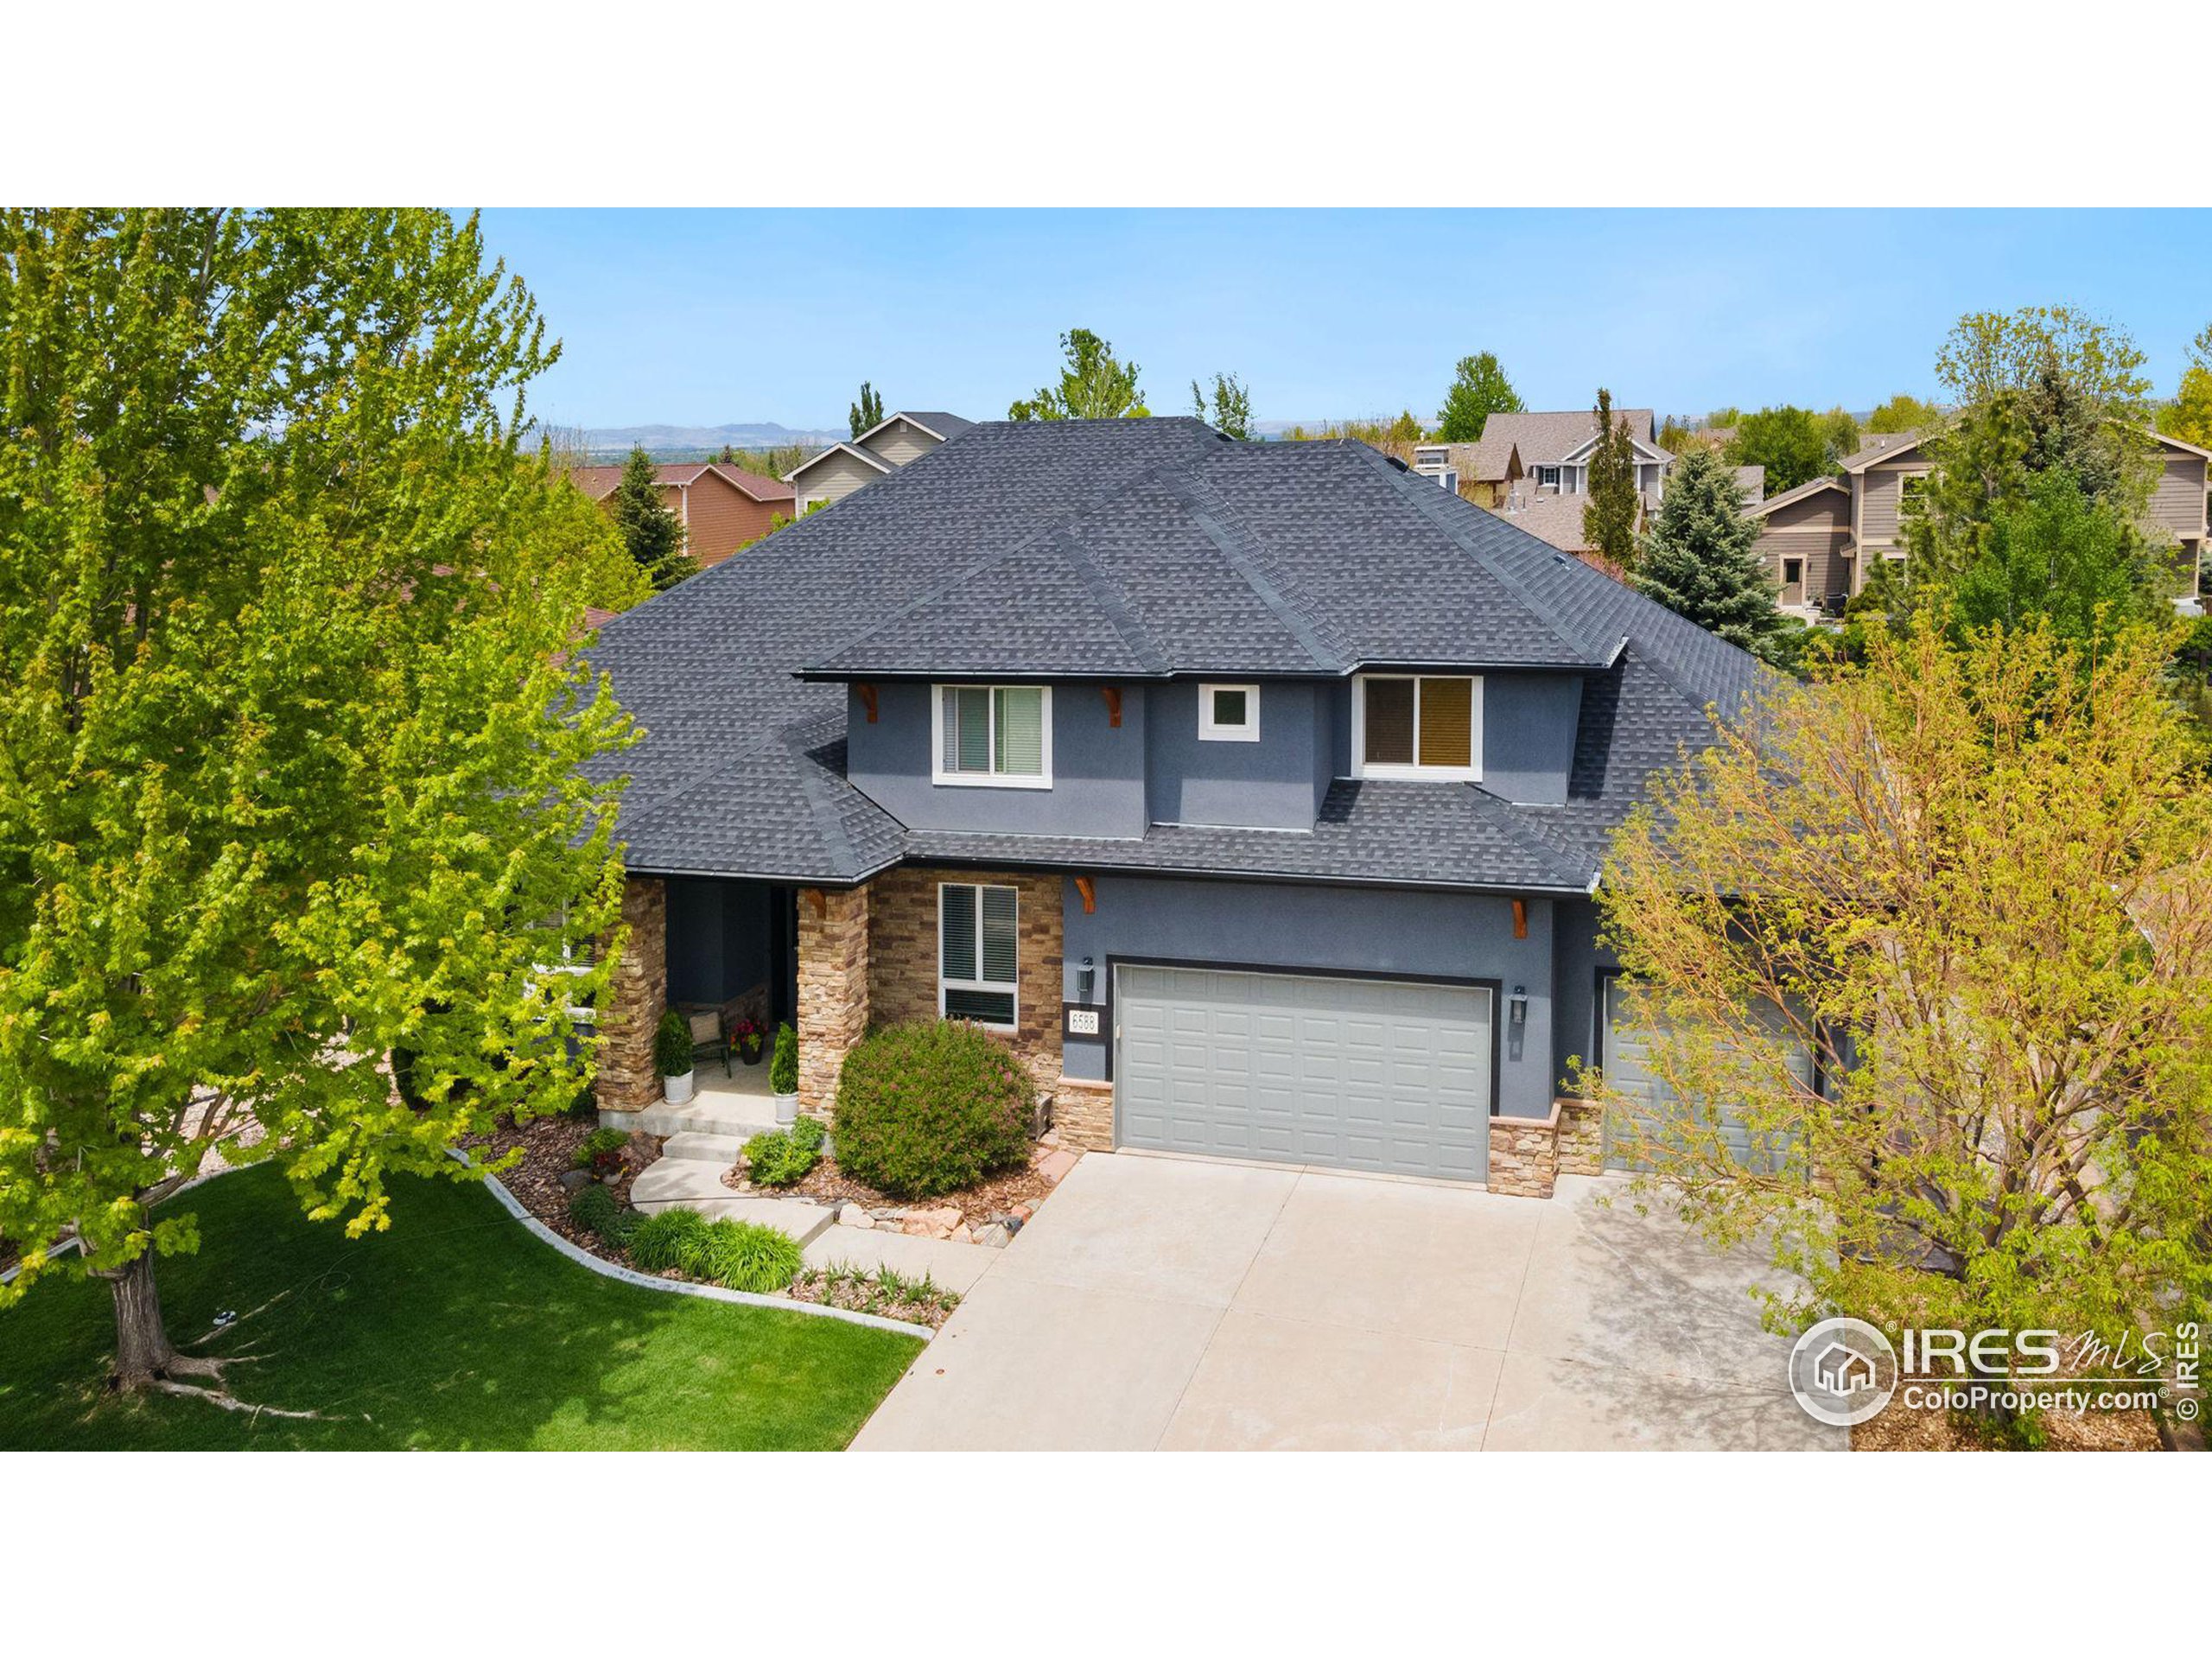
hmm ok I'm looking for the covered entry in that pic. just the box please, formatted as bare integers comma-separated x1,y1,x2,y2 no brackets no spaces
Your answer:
1113,964,1495,1180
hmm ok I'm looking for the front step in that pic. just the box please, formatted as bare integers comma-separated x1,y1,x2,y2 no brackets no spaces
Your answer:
602,1099,782,1141
661,1130,750,1165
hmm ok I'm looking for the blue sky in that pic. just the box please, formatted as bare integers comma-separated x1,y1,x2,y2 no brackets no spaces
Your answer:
476,209,2212,433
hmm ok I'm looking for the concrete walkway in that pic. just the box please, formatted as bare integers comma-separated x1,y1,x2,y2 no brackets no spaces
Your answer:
853,1154,1843,1452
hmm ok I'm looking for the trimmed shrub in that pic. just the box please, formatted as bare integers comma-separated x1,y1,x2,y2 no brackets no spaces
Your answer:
654,1008,694,1077
629,1206,713,1274
769,1022,798,1095
832,1020,1035,1198
743,1122,823,1187
693,1220,804,1294
567,1183,637,1246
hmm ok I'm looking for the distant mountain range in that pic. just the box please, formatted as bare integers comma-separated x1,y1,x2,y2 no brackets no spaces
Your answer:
569,422,847,459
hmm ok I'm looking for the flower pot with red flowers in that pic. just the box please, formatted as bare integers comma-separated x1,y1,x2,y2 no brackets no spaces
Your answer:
733,1018,767,1066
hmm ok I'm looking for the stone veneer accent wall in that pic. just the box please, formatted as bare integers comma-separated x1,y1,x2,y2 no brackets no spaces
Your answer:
1555,1097,1605,1177
867,864,1065,1094
599,877,667,1112
1049,1075,1115,1153
1486,1101,1562,1198
796,886,870,1118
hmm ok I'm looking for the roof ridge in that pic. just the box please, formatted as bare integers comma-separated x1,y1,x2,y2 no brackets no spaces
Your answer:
794,451,1211,671
1368,448,1614,665
1452,783,1598,887
1152,467,1351,671
1051,527,1173,675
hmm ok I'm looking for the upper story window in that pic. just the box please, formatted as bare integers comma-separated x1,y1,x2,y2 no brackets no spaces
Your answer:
1436,467,1459,494
1899,472,1930,511
1198,683,1260,742
933,684,1052,788
1536,465,1560,490
1353,673,1482,781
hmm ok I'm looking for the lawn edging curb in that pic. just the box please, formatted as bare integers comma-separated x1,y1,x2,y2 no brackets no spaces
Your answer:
461,1154,936,1343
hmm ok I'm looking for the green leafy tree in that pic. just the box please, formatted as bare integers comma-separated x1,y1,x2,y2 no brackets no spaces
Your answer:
1936,303,2152,416
1630,448,1791,663
609,445,695,590
2162,364,2212,450
1724,406,1832,494
1581,389,1642,569
1007,328,1148,421
1946,468,2171,645
1591,618,2212,1431
1866,392,1941,435
1190,371,1254,440
849,380,885,439
1434,351,1523,442
0,209,633,1395
1814,405,1860,462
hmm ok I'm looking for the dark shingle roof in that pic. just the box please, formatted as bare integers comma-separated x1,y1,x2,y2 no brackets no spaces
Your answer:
587,416,1763,888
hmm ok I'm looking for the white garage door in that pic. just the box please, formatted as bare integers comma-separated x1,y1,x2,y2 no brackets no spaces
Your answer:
1600,977,1812,1172
1114,964,1493,1180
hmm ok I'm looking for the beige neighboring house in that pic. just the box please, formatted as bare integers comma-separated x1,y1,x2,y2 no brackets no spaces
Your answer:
785,410,974,512
1750,427,2212,618
1445,407,1762,558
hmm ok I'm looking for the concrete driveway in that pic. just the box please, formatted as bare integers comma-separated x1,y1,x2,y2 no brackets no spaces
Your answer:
854,1153,1843,1451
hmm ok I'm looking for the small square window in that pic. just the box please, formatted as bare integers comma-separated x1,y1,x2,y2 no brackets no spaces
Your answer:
1198,683,1260,741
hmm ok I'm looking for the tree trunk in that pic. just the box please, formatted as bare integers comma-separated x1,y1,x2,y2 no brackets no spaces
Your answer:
104,1251,180,1391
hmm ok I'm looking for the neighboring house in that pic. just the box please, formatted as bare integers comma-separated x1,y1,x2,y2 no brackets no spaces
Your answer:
785,410,975,512
1410,436,1521,506
569,461,794,573
1451,408,1761,558
584,417,1770,1199
1750,427,2212,617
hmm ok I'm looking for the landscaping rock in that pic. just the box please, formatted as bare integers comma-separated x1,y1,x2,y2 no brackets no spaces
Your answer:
1036,1150,1078,1185
949,1223,972,1245
901,1214,939,1237
839,1204,875,1229
557,1169,594,1194
971,1223,1012,1249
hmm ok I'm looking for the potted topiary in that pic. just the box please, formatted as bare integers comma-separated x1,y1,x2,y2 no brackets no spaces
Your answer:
732,1017,766,1066
769,1021,799,1125
657,1008,696,1106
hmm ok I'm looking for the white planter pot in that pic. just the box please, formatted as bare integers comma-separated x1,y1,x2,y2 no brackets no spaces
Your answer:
772,1090,799,1126
663,1069,695,1106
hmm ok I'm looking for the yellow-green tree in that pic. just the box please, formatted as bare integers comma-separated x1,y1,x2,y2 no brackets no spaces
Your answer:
1591,618,2212,1366
0,209,634,1396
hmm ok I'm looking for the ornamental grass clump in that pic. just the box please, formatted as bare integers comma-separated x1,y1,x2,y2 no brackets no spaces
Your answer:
832,1020,1034,1198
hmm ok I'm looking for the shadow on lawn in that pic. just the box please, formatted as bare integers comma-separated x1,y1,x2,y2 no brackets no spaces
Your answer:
0,1166,919,1452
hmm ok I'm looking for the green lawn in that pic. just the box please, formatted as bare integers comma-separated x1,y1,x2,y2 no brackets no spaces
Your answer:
0,1165,921,1451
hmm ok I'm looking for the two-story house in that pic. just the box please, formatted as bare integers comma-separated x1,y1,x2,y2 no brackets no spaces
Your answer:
584,417,1770,1199
567,460,794,572
784,410,975,513
1751,427,2212,617
1437,408,1761,559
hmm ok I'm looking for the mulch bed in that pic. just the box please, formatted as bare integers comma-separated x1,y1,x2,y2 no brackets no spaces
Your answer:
1853,1380,2165,1452
721,1151,1058,1228
466,1112,660,1249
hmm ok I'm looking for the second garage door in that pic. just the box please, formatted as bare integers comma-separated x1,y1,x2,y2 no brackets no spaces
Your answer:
1114,964,1494,1180
1600,976,1812,1172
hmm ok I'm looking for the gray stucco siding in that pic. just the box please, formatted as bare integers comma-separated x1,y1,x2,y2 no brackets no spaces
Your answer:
844,680,1148,838
1058,873,1561,1120
1549,896,1620,1092
1480,672,1583,804
1145,680,1330,830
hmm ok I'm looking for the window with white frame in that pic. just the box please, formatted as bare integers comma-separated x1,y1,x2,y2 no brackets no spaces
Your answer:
1198,683,1259,741
1899,472,1930,512
939,882,1019,1028
1436,467,1459,494
933,684,1052,787
1537,465,1560,489
1353,674,1481,779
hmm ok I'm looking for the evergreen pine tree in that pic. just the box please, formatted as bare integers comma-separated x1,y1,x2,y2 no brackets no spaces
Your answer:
1631,448,1790,663
608,446,693,589
849,380,885,438
1582,388,1642,569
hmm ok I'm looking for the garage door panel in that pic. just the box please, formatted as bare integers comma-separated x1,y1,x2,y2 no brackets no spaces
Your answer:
1601,980,1809,1173
1116,965,1492,1180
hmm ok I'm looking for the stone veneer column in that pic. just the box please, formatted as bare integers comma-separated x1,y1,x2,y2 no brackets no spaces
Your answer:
1485,1101,1562,1198
797,885,871,1119
598,876,667,1114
